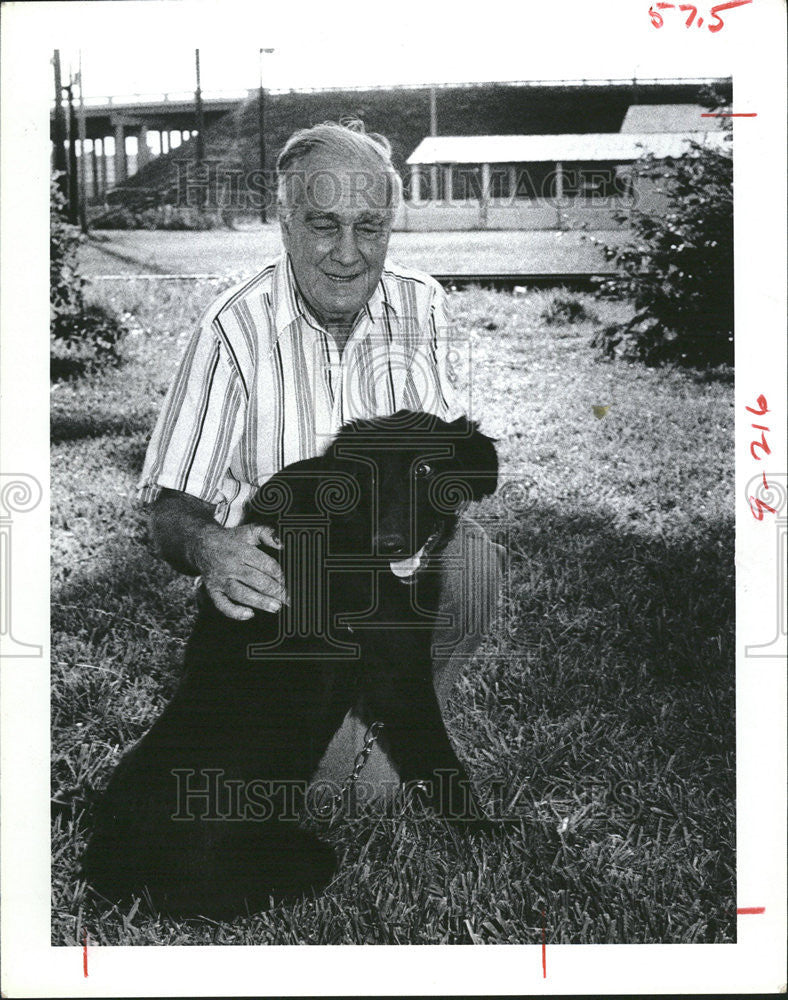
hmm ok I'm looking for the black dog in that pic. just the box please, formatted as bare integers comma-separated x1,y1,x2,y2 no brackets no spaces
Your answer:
82,410,499,917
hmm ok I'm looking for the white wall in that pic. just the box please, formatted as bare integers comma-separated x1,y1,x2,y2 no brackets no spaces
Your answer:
393,179,671,232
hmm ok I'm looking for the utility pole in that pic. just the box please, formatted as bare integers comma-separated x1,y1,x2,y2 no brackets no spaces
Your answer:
258,48,275,224
51,51,68,201
77,51,88,233
64,76,79,225
194,48,205,207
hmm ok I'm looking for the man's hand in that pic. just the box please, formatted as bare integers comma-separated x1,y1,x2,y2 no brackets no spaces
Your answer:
148,489,288,621
195,522,288,621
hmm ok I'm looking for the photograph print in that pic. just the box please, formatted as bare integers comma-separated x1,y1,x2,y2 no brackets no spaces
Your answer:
48,13,739,950
0,2,779,990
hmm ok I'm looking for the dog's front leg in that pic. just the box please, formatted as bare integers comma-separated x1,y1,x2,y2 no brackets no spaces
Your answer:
359,662,487,822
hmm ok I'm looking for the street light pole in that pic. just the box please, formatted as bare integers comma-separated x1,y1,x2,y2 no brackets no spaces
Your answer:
258,47,275,224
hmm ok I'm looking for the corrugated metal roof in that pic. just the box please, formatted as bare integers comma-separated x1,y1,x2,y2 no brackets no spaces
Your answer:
406,132,727,165
620,103,725,133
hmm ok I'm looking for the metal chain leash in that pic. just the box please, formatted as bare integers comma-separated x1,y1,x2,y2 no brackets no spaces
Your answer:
344,720,385,795
314,720,384,822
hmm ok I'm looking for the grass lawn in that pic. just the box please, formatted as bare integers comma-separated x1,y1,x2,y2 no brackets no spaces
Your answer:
77,226,624,278
51,279,735,946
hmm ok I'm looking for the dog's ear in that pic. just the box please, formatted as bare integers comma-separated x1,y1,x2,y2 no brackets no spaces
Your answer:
246,454,329,524
446,415,499,502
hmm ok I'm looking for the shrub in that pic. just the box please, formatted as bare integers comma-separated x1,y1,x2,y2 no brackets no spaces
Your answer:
51,302,128,378
50,176,84,318
593,123,733,366
88,206,140,230
91,204,225,231
50,175,127,379
540,291,597,326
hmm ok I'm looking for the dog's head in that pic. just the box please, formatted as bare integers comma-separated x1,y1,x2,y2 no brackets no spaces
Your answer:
248,410,498,583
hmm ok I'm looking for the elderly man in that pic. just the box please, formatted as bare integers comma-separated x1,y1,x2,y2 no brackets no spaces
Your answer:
138,120,503,791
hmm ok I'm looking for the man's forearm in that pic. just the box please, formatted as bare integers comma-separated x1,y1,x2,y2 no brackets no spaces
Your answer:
148,488,223,576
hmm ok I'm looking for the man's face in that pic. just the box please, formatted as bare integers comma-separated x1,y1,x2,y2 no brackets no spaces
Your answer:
280,151,394,328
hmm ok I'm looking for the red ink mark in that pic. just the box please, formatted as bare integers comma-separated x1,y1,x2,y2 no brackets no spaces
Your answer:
709,0,751,31
737,906,766,914
648,3,672,27
541,908,547,978
651,0,751,30
702,112,758,117
83,930,88,977
679,4,698,27
749,495,777,520
746,396,769,415
750,432,771,460
746,395,776,519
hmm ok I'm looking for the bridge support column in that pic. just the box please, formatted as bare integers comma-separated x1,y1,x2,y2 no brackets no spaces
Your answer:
90,140,99,199
137,122,150,170
99,137,108,196
161,129,170,154
114,123,127,183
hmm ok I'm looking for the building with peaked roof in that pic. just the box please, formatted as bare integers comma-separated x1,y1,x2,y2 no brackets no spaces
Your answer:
395,107,728,231
619,103,725,133
406,131,723,166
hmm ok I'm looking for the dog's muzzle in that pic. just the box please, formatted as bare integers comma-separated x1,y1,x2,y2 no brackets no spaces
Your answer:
389,543,427,580
388,527,444,583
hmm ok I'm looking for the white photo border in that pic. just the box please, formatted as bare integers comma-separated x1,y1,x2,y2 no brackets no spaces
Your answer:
1,0,785,995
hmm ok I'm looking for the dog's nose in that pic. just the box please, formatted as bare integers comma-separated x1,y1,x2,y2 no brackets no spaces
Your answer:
375,534,408,557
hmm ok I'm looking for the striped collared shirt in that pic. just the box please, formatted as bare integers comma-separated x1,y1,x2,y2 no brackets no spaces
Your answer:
138,254,461,527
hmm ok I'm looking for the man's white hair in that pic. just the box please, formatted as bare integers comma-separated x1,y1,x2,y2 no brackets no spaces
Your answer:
276,119,403,219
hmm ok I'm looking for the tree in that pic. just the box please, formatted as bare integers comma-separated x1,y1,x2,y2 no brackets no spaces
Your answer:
50,175,126,378
50,174,85,324
594,115,733,367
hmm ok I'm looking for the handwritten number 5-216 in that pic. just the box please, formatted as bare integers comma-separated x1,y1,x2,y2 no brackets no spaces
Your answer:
649,0,752,31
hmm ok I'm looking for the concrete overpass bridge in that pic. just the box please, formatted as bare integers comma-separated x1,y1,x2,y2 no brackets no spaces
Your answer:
50,90,247,196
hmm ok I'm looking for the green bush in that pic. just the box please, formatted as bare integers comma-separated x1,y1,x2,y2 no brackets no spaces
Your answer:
50,175,127,378
593,127,733,366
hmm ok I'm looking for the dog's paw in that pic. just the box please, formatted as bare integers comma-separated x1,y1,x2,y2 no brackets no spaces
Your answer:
401,773,489,824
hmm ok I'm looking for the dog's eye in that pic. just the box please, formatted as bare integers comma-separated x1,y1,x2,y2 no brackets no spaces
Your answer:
414,462,432,479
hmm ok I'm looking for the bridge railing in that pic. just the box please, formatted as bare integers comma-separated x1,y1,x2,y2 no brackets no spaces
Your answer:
79,90,250,108
62,76,730,110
